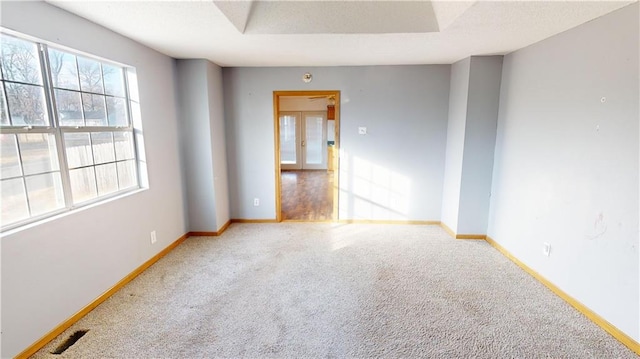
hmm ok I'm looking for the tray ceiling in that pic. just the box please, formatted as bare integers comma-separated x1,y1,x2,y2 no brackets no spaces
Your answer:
45,0,636,67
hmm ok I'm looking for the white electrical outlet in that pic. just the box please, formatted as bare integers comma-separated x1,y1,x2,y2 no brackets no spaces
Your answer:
543,242,551,256
253,198,260,206
150,230,157,244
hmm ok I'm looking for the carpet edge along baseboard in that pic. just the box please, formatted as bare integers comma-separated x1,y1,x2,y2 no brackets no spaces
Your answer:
484,236,640,356
230,218,279,223
16,227,639,358
439,222,486,240
16,233,190,359
188,219,232,237
338,220,440,225
17,221,238,359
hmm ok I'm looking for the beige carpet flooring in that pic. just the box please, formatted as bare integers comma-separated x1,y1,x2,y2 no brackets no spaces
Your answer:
32,223,636,358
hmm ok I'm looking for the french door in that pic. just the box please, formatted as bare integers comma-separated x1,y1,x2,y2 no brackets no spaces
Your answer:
279,111,327,170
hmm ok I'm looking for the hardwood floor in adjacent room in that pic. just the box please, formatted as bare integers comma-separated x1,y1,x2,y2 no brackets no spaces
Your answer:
281,170,333,221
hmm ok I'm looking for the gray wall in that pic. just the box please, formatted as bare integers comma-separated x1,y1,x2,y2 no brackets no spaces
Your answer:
457,56,502,234
1,2,187,357
441,58,470,232
177,60,217,230
205,62,231,229
441,56,502,235
176,60,230,232
488,3,639,342
223,66,450,221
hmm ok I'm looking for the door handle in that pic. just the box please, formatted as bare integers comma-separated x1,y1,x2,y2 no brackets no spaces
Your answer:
301,140,305,146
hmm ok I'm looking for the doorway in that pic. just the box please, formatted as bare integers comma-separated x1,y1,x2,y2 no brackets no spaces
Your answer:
273,91,340,222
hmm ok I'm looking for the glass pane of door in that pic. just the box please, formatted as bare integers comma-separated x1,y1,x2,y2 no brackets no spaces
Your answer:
280,112,301,170
303,112,327,169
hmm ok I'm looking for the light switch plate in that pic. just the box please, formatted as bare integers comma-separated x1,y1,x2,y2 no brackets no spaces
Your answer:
543,242,551,256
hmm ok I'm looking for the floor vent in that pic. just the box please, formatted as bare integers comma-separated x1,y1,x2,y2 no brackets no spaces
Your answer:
51,330,89,355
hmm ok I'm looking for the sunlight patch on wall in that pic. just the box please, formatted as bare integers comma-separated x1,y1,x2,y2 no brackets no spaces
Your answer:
339,150,411,220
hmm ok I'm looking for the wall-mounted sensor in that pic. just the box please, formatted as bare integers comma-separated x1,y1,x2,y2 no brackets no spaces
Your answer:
600,97,606,103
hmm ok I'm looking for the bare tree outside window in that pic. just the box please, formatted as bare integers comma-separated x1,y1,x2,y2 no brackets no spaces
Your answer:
78,57,104,94
1,35,48,126
1,35,42,85
48,48,80,91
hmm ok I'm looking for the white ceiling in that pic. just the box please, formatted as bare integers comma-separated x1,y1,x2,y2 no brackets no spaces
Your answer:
46,0,636,67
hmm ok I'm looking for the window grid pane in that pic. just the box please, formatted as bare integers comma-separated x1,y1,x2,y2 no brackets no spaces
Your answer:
103,64,125,97
114,132,134,160
82,93,107,126
106,97,128,126
64,132,94,169
5,82,49,126
77,57,104,94
91,132,115,164
1,177,29,224
55,89,84,126
1,34,43,86
48,48,80,91
17,133,60,176
117,160,137,190
95,163,118,196
69,166,98,204
25,172,65,216
1,134,23,179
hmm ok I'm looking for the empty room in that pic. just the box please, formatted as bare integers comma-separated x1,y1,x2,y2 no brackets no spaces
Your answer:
0,1,638,358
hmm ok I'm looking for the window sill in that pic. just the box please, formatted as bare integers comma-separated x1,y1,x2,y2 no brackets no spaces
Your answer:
1,187,148,238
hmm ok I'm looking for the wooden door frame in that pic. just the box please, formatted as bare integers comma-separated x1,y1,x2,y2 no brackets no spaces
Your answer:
273,90,340,222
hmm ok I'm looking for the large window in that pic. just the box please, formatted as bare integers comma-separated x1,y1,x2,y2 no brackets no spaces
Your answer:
1,32,141,231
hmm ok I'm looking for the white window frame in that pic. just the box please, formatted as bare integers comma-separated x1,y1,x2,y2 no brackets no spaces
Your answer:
0,30,144,232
